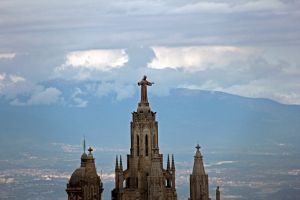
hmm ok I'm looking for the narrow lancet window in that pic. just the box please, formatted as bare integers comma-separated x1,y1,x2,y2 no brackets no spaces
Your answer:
137,135,140,156
145,135,149,156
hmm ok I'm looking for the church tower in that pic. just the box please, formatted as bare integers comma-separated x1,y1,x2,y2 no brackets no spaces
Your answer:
112,75,177,200
189,144,209,200
66,141,103,200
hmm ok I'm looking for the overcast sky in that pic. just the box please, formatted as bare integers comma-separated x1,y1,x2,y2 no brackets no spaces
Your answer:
0,0,300,107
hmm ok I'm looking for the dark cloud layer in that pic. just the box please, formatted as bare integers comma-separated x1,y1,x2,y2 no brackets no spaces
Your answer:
0,0,299,105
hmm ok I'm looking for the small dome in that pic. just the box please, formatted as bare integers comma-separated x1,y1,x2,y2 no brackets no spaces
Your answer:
68,163,99,187
69,167,85,187
81,152,88,160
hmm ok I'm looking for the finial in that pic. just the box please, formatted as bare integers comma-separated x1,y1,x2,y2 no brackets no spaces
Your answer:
83,136,86,153
196,144,201,151
88,147,93,154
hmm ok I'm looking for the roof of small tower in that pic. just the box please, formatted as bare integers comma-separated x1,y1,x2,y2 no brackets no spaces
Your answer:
69,167,85,186
192,144,206,175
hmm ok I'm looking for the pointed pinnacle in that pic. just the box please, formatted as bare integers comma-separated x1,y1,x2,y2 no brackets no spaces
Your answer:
171,154,175,170
167,154,170,170
120,155,123,170
115,155,119,170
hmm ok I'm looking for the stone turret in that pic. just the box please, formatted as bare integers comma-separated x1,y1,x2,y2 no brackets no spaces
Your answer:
189,144,209,200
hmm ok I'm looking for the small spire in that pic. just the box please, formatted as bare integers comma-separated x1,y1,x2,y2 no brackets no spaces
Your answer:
171,154,175,170
167,154,170,170
115,155,119,171
192,144,205,175
120,155,123,171
83,136,86,153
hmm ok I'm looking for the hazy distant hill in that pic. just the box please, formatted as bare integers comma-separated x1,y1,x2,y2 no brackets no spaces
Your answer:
1,88,299,153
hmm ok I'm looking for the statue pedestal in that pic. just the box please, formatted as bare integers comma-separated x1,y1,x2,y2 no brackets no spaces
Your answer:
137,103,150,113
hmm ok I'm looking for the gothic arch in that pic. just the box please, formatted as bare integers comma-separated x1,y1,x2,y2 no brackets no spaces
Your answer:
145,134,149,156
137,134,140,156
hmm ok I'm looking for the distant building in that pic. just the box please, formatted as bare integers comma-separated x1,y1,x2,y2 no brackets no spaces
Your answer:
66,76,221,200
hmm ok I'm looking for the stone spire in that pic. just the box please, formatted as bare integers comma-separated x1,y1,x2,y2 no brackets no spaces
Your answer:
119,155,123,171
167,154,170,171
83,136,86,153
171,154,176,189
216,186,221,200
189,144,209,200
192,144,206,175
171,154,175,171
115,155,119,171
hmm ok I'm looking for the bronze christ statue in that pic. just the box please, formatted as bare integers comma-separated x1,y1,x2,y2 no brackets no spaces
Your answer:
138,75,154,103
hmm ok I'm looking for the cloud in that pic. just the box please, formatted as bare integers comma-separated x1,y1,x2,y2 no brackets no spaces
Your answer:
148,46,256,71
0,53,15,60
70,88,88,108
9,74,25,83
0,73,31,98
0,0,298,107
53,49,130,81
11,87,63,106
27,87,62,105
0,73,6,81
0,73,63,106
171,0,288,14
220,79,300,105
174,54,300,105
62,49,128,71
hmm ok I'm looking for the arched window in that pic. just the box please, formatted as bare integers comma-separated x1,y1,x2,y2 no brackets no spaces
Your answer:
137,135,140,156
145,135,149,156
